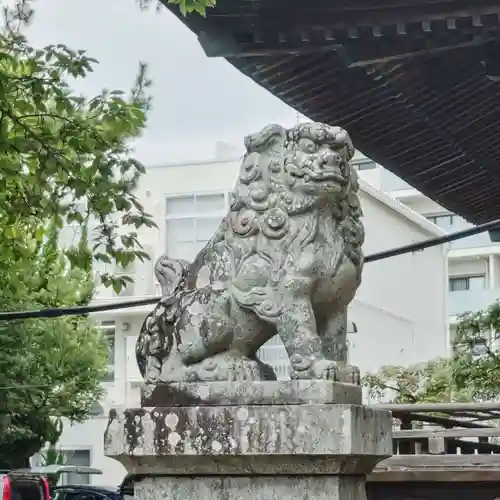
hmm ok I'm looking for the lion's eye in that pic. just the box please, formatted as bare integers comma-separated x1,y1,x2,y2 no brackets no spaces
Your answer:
299,139,317,153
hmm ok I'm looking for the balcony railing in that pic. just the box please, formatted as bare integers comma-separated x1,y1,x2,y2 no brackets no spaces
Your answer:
380,169,414,191
448,288,500,316
257,336,292,380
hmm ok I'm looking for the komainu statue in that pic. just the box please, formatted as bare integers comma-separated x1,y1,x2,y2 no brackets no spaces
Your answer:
136,122,364,385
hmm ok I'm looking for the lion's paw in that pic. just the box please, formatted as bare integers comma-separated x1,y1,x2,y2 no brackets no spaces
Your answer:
339,364,360,385
182,354,269,382
178,340,207,365
290,354,339,381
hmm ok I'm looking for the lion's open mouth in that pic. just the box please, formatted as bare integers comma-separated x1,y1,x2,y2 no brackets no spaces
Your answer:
286,163,345,184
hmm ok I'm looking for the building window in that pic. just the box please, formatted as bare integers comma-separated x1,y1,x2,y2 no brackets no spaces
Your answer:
257,336,292,381
100,320,115,382
449,275,486,292
165,193,230,261
60,449,91,485
427,214,455,227
352,159,377,171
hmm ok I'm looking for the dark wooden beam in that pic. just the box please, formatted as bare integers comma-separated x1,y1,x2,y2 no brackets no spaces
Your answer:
198,22,496,66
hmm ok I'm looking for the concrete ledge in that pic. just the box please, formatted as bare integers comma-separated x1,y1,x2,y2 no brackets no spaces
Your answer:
141,380,362,406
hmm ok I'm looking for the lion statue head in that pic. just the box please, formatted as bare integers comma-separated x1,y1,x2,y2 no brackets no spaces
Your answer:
227,121,361,243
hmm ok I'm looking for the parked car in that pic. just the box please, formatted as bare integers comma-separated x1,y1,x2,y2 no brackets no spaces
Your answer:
0,468,51,500
0,466,106,500
51,472,135,500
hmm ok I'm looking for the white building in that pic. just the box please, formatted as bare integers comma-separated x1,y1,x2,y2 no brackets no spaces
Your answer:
357,158,500,335
55,152,448,486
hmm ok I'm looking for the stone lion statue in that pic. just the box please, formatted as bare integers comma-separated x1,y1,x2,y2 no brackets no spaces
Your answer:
136,121,364,385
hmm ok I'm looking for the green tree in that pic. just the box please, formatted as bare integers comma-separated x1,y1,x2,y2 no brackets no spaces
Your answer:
363,301,500,404
39,440,67,487
0,1,154,467
138,0,216,18
0,0,156,292
452,300,500,401
0,225,109,468
363,358,459,404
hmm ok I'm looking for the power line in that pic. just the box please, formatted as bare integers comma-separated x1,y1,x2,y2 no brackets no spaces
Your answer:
0,218,499,321
0,384,61,390
365,218,500,262
0,297,159,321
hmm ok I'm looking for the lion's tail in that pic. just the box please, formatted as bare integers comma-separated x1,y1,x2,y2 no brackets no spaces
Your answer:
154,255,190,298
135,256,189,381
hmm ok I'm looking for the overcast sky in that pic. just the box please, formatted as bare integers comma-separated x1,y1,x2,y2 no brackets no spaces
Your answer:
26,0,301,165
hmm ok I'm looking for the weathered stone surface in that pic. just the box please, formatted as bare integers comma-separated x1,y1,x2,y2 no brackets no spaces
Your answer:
134,121,364,385
141,380,362,406
104,404,391,475
136,475,367,500
105,122,385,500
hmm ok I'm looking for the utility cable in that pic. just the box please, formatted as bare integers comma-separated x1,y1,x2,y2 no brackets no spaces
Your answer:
0,297,159,321
1,218,499,321
365,218,500,262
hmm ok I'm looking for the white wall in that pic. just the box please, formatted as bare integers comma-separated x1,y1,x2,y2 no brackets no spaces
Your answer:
56,417,126,487
401,196,445,216
357,166,447,217
54,317,143,486
141,159,239,198
348,188,448,372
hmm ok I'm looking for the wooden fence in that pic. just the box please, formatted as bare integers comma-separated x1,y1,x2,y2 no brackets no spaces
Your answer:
366,403,500,500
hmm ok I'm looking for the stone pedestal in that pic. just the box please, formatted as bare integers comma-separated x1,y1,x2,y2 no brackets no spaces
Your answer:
104,381,392,500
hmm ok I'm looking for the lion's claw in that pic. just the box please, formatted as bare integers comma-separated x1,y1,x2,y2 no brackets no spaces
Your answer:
290,356,339,381
290,355,360,384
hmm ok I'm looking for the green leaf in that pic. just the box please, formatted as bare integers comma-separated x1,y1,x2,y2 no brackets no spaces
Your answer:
0,14,156,466
35,227,45,242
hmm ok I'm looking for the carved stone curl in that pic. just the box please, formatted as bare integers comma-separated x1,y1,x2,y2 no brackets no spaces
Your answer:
136,121,364,387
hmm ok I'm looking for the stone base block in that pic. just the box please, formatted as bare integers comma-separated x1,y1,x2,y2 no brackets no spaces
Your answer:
105,383,392,500
136,475,367,500
141,380,362,406
105,403,391,475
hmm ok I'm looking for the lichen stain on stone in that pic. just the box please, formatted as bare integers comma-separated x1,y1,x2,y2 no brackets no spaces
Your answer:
106,404,393,467
123,408,146,454
165,413,179,431
168,432,182,448
212,280,225,291
103,409,123,456
139,411,156,454
196,265,210,288
195,385,210,401
211,440,223,453
236,407,249,421
228,436,237,451
152,408,168,454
